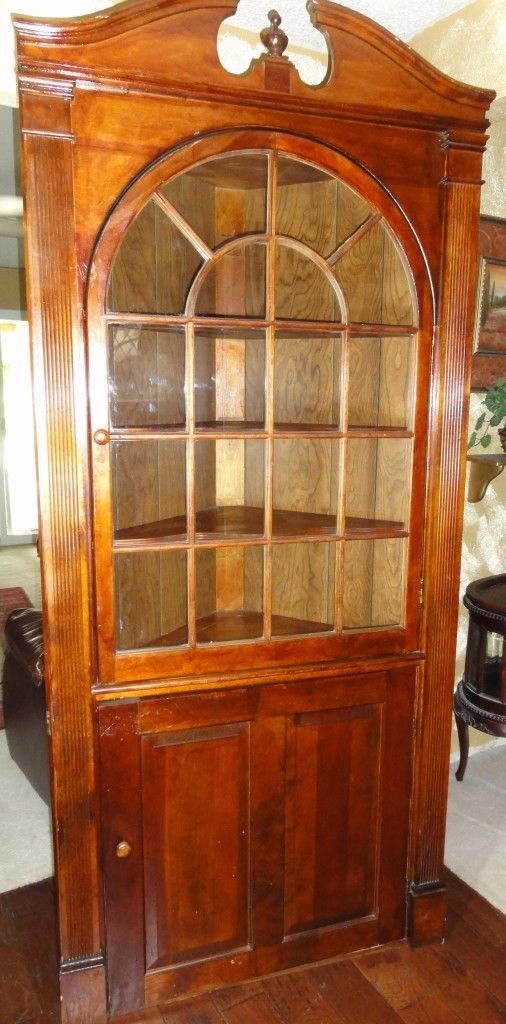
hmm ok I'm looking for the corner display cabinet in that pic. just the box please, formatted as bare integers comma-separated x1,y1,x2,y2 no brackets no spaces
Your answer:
15,2,494,1020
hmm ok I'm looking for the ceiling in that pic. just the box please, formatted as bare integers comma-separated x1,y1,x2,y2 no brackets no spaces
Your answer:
0,0,484,270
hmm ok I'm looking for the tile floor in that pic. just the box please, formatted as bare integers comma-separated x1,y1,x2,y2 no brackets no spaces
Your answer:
0,544,504,914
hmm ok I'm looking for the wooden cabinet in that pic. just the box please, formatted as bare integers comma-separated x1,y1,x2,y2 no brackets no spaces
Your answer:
99,667,415,1012
14,1,494,1020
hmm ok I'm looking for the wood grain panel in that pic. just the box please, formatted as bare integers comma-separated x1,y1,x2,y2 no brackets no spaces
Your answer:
273,439,335,517
348,338,381,427
216,546,244,612
345,439,378,521
342,540,374,628
336,223,384,323
245,335,266,423
348,335,413,429
381,231,415,326
274,335,341,426
116,550,187,649
275,245,338,321
109,201,156,312
378,337,414,428
371,539,406,628
194,332,216,425
336,183,372,247
142,722,251,967
276,174,337,257
163,173,216,250
271,542,335,629
284,702,382,936
195,547,216,622
375,439,410,525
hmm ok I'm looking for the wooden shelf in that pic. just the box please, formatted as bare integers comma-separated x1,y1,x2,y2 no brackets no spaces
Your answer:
146,609,334,647
114,505,405,545
467,453,506,502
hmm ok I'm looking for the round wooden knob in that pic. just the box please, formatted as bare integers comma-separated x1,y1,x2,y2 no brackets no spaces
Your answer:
115,840,132,859
93,428,110,445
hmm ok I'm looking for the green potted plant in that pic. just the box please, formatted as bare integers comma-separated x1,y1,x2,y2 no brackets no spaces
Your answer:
468,376,506,451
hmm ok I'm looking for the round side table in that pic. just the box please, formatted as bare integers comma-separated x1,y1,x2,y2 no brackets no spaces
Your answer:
454,574,506,781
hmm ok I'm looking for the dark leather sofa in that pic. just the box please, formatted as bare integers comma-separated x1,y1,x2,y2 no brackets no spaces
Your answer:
2,608,50,805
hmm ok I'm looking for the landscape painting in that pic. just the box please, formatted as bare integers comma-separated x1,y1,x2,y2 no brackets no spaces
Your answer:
472,217,506,389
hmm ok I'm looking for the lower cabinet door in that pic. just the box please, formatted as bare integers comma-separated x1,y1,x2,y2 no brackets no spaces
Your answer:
99,665,417,1013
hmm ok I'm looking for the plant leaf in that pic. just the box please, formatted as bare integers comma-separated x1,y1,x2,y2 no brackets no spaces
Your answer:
468,431,477,448
481,434,492,448
475,413,486,430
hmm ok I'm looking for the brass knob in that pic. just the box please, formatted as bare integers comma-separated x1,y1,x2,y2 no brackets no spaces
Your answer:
115,840,132,859
93,428,110,445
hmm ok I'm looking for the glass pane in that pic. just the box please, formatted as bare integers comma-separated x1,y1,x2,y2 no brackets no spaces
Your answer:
108,199,202,315
275,242,341,322
196,545,264,643
335,223,415,326
271,542,335,635
273,439,339,537
343,538,406,628
195,439,265,538
113,440,186,543
274,331,342,429
194,328,265,430
194,244,266,318
162,152,268,249
348,336,414,430
345,439,410,534
108,325,185,429
115,549,188,649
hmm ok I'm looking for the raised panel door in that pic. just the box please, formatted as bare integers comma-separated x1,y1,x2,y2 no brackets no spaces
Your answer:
99,665,415,1011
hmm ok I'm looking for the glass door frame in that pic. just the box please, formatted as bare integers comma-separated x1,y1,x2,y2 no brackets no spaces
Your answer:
87,129,433,686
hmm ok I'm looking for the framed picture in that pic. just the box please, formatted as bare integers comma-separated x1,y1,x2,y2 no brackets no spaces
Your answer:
472,215,506,390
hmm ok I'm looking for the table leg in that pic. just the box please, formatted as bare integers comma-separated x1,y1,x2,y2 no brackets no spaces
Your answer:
454,713,469,781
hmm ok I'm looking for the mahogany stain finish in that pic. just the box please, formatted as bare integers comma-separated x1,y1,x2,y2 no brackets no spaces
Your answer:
14,1,494,1021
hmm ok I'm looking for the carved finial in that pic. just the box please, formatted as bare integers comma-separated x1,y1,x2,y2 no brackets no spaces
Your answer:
260,10,288,58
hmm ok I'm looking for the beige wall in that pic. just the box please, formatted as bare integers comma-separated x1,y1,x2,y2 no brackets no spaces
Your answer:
411,0,506,753
0,265,26,316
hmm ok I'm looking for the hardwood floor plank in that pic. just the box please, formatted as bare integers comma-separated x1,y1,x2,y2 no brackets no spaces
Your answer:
0,880,59,1023
443,869,506,949
160,993,225,1023
311,960,404,1023
213,983,284,1023
399,994,466,1024
2,870,506,1024
264,970,348,1023
113,1007,167,1023
354,945,429,1009
443,908,506,1008
404,946,506,1024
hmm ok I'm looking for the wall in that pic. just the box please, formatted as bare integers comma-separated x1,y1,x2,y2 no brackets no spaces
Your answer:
411,0,506,752
0,265,26,317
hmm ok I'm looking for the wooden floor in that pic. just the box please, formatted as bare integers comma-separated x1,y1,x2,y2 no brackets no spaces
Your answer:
2,869,506,1024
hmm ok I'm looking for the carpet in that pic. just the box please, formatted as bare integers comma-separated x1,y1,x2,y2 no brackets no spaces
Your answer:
0,586,32,651
445,742,506,915
0,730,53,892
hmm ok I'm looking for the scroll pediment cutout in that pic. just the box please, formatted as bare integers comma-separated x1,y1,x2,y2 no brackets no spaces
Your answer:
217,3,329,86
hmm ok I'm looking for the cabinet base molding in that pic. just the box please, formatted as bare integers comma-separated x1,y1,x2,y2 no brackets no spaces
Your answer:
59,957,107,1024
408,882,447,946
